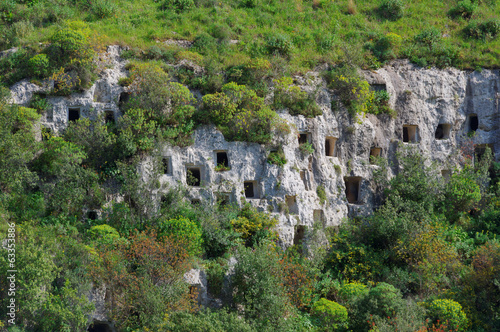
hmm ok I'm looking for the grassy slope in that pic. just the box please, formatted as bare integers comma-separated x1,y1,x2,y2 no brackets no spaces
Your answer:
5,0,500,71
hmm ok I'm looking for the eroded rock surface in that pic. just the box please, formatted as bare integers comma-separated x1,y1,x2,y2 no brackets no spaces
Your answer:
9,48,500,247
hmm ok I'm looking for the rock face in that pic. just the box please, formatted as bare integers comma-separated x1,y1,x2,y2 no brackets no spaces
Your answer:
9,47,500,248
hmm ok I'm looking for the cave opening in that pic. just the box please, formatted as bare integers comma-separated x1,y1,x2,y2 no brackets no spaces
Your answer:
186,167,201,186
345,177,362,204
325,137,337,157
403,125,418,143
68,108,80,122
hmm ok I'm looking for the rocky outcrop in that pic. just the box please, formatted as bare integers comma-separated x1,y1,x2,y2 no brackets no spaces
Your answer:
8,48,500,247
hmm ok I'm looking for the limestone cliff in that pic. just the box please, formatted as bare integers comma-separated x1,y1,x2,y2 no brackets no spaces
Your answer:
9,46,500,248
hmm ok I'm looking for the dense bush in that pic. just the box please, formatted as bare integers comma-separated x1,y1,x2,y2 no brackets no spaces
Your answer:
48,27,93,67
165,309,255,331
326,65,371,116
379,0,404,20
231,203,278,246
232,242,300,331
158,216,203,256
368,32,402,62
448,0,477,20
28,53,49,77
227,58,271,96
272,77,322,117
200,82,284,144
0,102,40,193
426,299,468,331
326,65,394,116
464,19,500,40
266,33,293,57
414,27,441,52
311,298,349,330
123,62,196,146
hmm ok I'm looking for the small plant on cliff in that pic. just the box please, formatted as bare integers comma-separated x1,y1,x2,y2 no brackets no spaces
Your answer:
215,163,230,172
299,142,314,155
267,146,287,166
317,185,327,205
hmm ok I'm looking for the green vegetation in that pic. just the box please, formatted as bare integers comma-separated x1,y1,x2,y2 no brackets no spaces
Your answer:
2,0,500,331
267,146,287,166
200,82,284,144
2,81,500,330
2,0,500,71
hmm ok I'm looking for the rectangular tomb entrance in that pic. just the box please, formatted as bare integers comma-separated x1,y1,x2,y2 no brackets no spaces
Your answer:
325,137,337,157
285,195,299,214
162,157,172,175
344,177,362,204
435,124,451,139
244,181,259,199
298,132,310,145
370,147,381,163
403,125,418,143
186,167,201,186
468,114,478,133
215,151,229,170
68,108,80,122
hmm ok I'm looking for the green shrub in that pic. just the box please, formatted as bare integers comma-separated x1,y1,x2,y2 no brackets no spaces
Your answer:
317,185,327,205
200,82,282,144
192,32,217,54
48,27,92,65
464,19,500,40
311,298,349,330
414,27,441,52
232,203,278,246
445,164,481,220
88,224,120,242
162,0,194,12
379,0,404,20
448,0,477,20
266,33,293,57
227,58,271,95
123,62,195,146
158,216,203,256
117,76,132,86
29,94,51,114
0,47,34,85
89,0,117,20
299,142,314,155
369,32,402,62
116,108,157,156
338,282,368,302
165,309,254,331
273,77,322,117
267,146,287,166
28,54,49,78
426,299,468,331
232,241,297,330
326,66,371,116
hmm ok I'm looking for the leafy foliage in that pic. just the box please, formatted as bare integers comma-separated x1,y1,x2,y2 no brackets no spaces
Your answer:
158,216,203,256
311,298,349,330
272,77,322,117
379,0,404,20
200,82,285,144
426,299,468,331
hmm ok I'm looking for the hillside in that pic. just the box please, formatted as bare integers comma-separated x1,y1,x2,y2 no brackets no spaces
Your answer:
1,0,500,73
1,0,500,332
